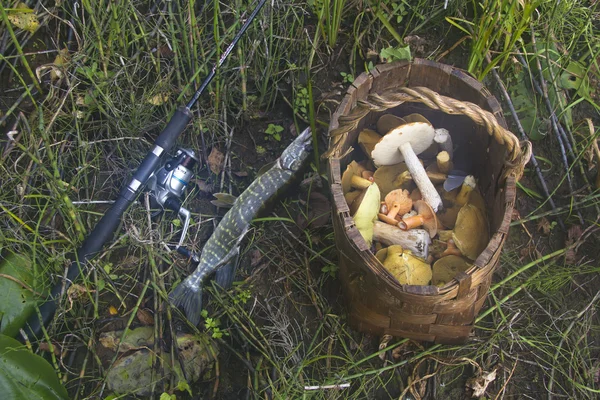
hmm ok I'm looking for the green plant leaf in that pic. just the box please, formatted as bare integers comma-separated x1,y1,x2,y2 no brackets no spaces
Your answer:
0,334,69,399
0,253,47,337
379,46,411,63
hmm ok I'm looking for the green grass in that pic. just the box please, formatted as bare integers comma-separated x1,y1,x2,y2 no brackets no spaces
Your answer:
1,0,599,398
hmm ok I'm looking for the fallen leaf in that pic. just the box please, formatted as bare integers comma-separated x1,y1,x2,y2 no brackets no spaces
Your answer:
233,171,248,177
296,191,330,229
537,217,552,235
211,192,237,208
378,334,393,361
250,249,262,267
147,92,170,105
466,368,497,398
39,341,62,357
137,308,154,325
108,305,118,315
207,148,224,175
7,3,39,33
192,179,213,193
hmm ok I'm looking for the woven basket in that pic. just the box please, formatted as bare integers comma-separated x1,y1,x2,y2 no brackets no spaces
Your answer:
326,59,531,344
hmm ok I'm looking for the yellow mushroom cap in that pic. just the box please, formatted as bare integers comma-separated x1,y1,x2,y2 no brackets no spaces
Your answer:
352,183,381,245
452,204,489,260
432,255,472,286
382,249,432,286
341,161,372,195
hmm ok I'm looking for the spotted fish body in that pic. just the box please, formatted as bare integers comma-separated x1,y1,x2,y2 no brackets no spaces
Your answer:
170,128,312,325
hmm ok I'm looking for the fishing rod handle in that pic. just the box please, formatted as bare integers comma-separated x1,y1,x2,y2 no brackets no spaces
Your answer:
22,108,193,341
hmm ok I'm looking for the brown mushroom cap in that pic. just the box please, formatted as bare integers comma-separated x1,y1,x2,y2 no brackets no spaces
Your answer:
342,161,372,195
385,189,413,217
398,200,438,238
382,249,432,285
358,129,382,158
344,190,362,210
402,113,432,125
376,114,407,135
452,204,489,260
373,163,414,197
432,255,471,286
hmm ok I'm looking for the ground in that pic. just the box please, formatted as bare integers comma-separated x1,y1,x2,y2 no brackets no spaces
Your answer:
1,1,600,399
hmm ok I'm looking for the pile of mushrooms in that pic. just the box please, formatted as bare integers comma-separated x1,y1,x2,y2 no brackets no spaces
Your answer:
345,113,489,287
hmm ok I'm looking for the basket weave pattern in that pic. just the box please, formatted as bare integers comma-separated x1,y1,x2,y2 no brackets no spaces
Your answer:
327,59,530,344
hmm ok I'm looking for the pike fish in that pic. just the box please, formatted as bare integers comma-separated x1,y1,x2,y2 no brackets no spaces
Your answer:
169,128,312,325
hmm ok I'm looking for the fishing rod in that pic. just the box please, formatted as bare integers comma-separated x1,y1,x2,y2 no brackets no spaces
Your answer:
21,0,267,341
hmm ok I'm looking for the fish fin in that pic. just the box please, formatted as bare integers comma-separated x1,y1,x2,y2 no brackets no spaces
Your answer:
213,255,239,289
169,282,203,326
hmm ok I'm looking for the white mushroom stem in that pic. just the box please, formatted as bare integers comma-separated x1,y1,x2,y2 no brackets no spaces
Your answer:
398,142,443,212
373,221,430,259
434,128,453,159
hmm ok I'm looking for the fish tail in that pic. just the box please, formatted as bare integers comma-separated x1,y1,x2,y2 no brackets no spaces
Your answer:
213,260,237,289
169,281,203,326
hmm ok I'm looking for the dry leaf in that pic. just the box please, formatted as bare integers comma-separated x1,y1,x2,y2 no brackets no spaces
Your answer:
207,147,224,175
7,3,39,33
296,191,331,229
39,341,62,357
137,308,154,325
211,192,236,208
147,92,170,105
466,368,497,398
537,217,552,235
378,334,393,361
250,249,263,267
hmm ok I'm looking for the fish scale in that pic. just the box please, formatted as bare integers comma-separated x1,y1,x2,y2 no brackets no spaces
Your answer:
169,128,312,325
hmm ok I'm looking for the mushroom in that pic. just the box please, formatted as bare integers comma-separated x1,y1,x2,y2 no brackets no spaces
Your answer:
441,239,462,257
456,175,476,206
352,183,381,245
433,128,453,159
376,114,407,135
375,244,402,264
403,114,439,159
436,151,453,174
378,189,412,225
342,161,373,195
398,200,438,238
371,122,443,212
410,188,422,201
358,129,382,158
438,230,453,242
372,221,430,259
344,190,362,210
381,249,432,286
452,204,489,260
373,163,414,197
432,255,471,286
403,113,432,125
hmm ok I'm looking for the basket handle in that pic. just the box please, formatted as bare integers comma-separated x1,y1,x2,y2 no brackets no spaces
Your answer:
326,86,531,181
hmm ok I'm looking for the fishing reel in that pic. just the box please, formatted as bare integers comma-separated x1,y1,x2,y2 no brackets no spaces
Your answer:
147,148,198,249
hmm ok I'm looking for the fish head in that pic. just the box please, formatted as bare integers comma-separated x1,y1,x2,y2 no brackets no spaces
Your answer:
279,127,312,171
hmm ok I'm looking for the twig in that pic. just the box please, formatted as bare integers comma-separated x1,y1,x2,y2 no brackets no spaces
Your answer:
519,36,585,223
488,67,566,230
0,273,42,296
